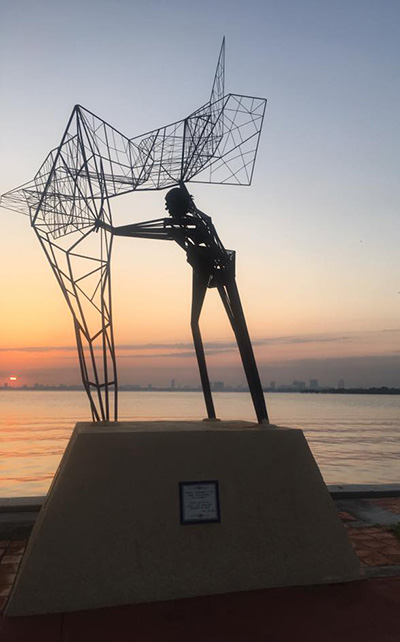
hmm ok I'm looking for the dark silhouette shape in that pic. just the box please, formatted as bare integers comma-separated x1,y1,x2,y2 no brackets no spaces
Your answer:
97,183,268,423
0,38,268,423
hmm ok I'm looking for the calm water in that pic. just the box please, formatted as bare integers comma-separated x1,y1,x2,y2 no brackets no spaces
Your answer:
0,391,399,496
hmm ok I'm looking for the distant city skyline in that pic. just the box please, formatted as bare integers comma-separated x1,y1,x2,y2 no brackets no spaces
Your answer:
1,346,399,389
2,379,398,393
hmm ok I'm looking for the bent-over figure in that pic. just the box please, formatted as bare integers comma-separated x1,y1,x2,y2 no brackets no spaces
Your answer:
97,183,268,424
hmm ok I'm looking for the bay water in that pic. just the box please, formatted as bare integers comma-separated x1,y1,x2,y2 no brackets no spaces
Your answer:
0,391,399,497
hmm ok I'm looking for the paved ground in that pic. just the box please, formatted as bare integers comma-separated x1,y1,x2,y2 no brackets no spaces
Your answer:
336,497,400,575
1,495,400,640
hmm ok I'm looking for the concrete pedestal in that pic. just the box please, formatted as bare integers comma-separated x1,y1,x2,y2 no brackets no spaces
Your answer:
7,421,360,616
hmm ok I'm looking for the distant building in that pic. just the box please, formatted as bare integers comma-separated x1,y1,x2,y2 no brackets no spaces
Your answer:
212,381,225,391
338,379,345,389
171,379,175,389
309,379,319,390
292,380,306,390
269,381,276,390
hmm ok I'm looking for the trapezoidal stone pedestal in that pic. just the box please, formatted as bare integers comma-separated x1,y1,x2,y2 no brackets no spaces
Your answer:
7,421,360,616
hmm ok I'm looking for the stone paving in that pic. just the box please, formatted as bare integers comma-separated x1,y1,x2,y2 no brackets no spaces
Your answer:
369,497,400,514
336,497,400,569
337,497,400,571
346,526,400,567
0,540,25,614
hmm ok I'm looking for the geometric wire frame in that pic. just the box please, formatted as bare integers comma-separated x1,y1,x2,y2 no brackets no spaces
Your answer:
0,39,267,421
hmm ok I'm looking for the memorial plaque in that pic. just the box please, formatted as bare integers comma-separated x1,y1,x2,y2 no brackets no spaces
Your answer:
179,480,221,525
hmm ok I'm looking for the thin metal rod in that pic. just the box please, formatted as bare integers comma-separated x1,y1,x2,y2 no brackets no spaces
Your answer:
216,275,269,424
191,270,217,420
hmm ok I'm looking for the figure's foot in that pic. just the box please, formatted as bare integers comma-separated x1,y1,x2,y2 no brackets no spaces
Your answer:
202,417,221,422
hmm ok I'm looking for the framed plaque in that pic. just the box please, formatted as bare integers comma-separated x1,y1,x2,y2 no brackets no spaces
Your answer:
179,480,221,525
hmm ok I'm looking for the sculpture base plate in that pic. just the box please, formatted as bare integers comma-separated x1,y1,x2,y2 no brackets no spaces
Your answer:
6,420,360,616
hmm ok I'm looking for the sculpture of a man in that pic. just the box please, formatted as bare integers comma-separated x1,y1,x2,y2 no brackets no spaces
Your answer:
96,183,269,423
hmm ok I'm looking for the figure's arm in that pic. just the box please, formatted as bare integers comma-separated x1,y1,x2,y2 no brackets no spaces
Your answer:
95,217,174,240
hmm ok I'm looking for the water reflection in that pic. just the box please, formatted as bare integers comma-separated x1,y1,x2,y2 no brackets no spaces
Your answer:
0,391,399,496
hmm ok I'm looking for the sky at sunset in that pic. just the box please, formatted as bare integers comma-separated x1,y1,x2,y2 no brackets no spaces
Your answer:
0,0,399,389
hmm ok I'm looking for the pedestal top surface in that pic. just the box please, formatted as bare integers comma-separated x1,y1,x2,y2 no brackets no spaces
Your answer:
74,421,294,434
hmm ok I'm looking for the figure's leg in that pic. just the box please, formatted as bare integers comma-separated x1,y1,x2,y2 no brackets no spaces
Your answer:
216,275,269,424
191,269,217,420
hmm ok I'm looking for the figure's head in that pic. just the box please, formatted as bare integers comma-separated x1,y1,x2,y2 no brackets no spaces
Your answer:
165,187,193,217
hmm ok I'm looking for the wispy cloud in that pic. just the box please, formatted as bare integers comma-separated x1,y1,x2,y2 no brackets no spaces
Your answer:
118,347,238,359
1,327,398,357
0,330,382,357
0,346,77,353
1,353,399,388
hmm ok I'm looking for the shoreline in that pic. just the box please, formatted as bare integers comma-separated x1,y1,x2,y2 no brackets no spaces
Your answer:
1,387,400,394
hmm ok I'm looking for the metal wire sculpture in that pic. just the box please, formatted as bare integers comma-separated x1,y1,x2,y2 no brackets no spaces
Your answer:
1,39,269,423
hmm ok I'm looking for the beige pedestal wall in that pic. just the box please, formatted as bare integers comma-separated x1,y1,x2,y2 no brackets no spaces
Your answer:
7,421,360,616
